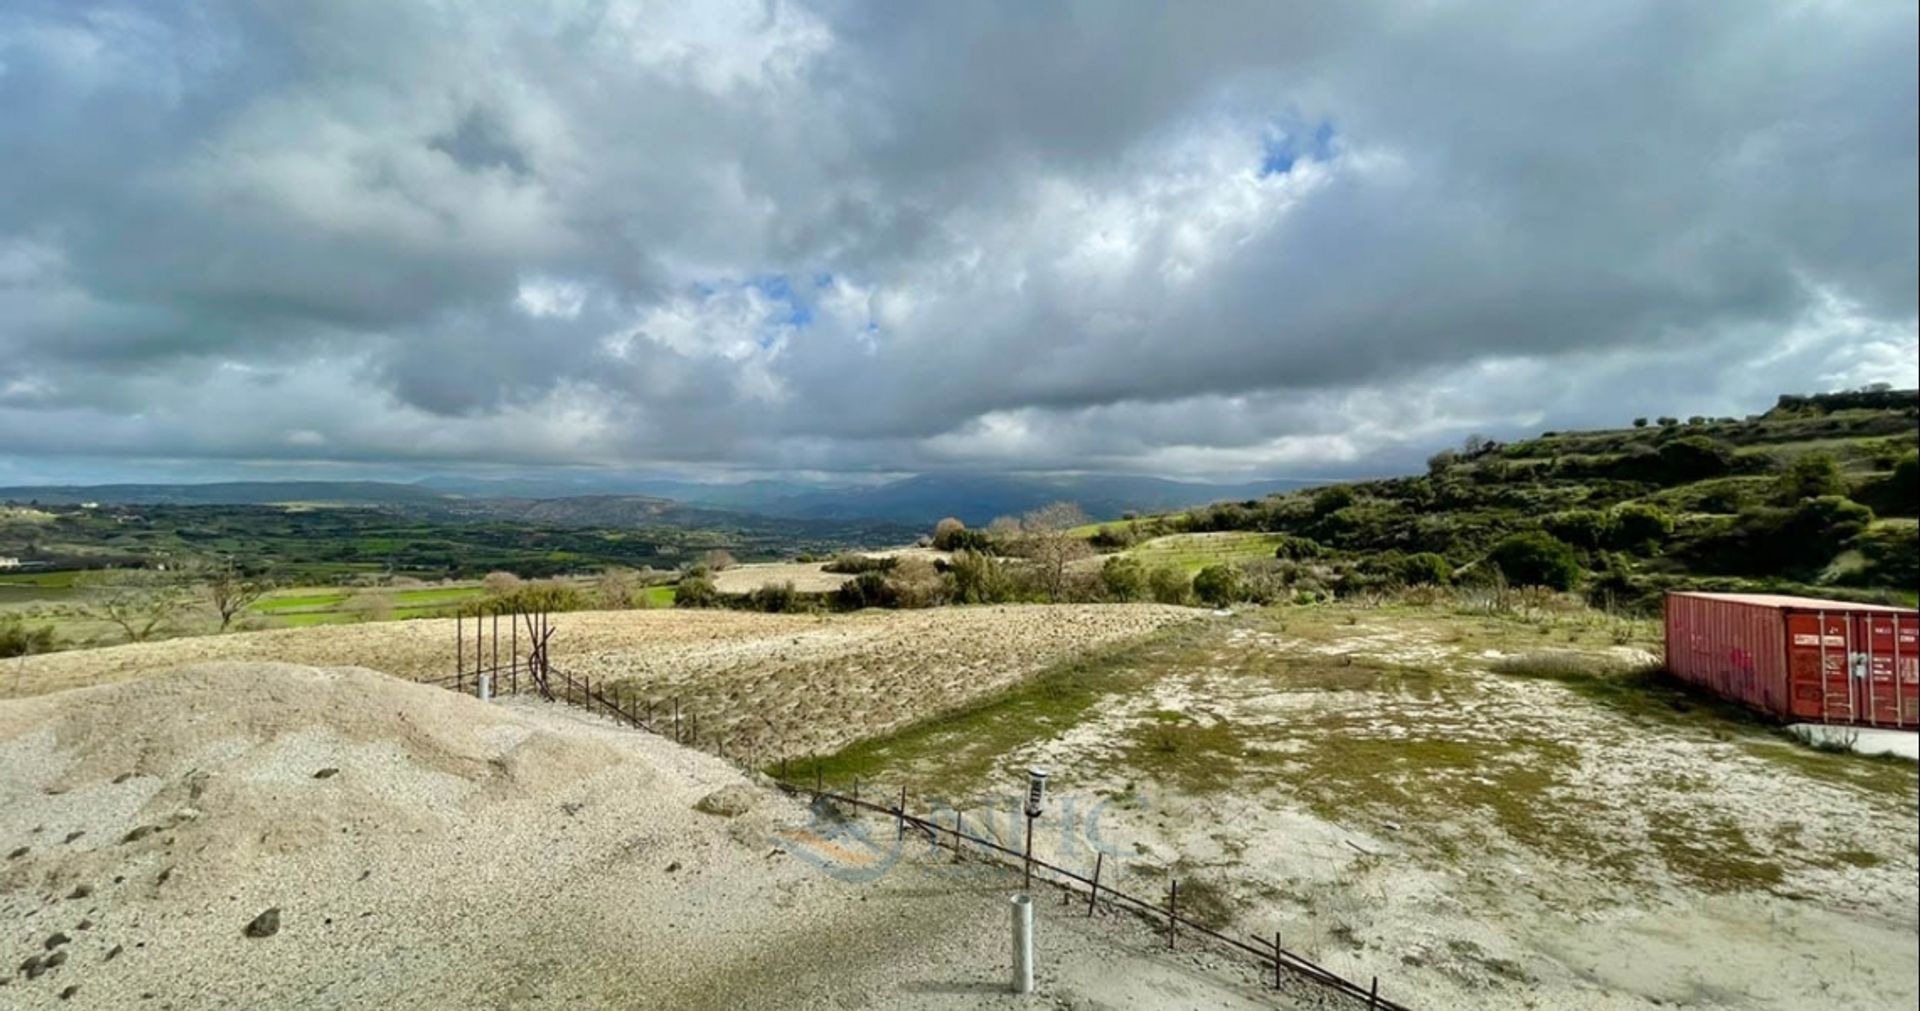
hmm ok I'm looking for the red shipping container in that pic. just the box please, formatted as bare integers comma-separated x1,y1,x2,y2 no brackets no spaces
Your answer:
1663,591,1920,730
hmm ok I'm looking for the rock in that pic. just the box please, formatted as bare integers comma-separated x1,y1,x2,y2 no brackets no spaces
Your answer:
59,984,79,1000
243,907,281,938
20,955,46,979
123,825,158,843
44,951,66,969
66,885,91,900
76,919,92,931
664,861,682,873
104,945,122,962
312,768,339,780
693,784,759,817
45,932,70,950
6,846,26,859
62,830,84,844
560,801,583,817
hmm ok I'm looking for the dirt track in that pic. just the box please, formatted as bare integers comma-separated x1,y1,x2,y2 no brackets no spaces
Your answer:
4,605,1204,761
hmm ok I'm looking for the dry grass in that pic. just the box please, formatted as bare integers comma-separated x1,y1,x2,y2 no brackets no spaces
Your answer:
2,604,1205,765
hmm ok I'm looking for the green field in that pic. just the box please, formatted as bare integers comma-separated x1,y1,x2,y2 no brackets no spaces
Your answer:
1124,531,1293,573
246,584,492,627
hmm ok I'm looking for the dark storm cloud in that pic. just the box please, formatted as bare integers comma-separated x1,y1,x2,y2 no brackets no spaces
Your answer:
0,0,1913,482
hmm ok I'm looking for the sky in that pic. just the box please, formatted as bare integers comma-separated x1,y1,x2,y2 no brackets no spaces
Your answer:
1,0,1915,488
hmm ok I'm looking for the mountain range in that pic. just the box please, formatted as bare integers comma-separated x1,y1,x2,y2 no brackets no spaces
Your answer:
1,472,1320,529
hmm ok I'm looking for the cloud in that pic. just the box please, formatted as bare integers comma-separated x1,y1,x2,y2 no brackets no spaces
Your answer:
0,0,1913,484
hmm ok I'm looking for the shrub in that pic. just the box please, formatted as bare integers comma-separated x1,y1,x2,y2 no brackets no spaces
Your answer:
823,553,897,575
596,568,637,609
343,590,395,623
946,549,1012,603
1099,555,1147,601
674,574,720,608
1191,564,1246,606
1542,509,1614,550
1270,534,1325,561
834,570,894,610
1311,485,1357,517
931,517,968,550
491,580,588,614
1652,435,1735,482
1088,524,1140,551
1488,531,1582,591
1397,552,1453,586
1776,453,1845,503
1852,523,1920,588
1633,417,1649,428
0,616,58,658
1608,503,1674,552
746,581,803,613
699,550,737,572
1147,566,1191,605
481,571,523,596
884,558,949,608
1426,450,1459,475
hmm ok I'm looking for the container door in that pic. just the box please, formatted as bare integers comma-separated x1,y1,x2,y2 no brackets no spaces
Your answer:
1785,612,1851,723
1854,613,1920,729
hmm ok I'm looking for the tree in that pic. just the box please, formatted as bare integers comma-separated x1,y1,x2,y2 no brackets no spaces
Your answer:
1487,532,1582,591
81,569,191,643
1100,555,1147,601
883,557,948,608
1191,564,1246,606
1426,450,1459,475
1776,453,1845,503
201,560,273,631
699,550,737,572
1632,417,1649,428
1542,509,1614,550
1016,502,1093,601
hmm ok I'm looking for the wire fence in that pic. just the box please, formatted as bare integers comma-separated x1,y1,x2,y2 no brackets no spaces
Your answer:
433,612,1413,1009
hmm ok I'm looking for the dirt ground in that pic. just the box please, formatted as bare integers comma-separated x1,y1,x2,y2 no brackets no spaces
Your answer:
2,605,1203,764
0,663,1315,1009
813,604,1920,1011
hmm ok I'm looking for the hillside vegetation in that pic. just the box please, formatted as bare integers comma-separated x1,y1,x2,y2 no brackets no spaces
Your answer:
1090,389,1918,611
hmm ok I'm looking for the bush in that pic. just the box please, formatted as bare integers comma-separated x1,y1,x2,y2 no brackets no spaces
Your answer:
481,571,523,596
884,557,949,608
1852,523,1920,588
1542,509,1614,550
1776,453,1845,503
946,549,1012,603
1191,564,1246,606
822,553,897,575
1396,552,1453,586
699,550,737,572
1147,566,1191,606
1100,555,1147,601
1488,531,1582,591
1608,503,1674,552
834,570,894,610
675,574,720,608
931,517,968,550
0,616,58,658
1088,524,1140,551
1652,435,1735,482
1270,534,1325,561
746,581,805,613
490,580,588,614
1311,485,1357,517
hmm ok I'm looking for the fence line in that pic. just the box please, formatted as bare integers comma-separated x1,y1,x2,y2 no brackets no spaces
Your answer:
431,615,1411,1010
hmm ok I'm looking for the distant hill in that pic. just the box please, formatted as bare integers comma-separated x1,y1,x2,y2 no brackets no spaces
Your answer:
0,481,450,509
759,473,1318,526
3,473,1319,529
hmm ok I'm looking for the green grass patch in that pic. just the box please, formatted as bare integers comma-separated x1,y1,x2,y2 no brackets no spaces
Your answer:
1126,531,1292,573
253,591,350,612
1645,811,1784,892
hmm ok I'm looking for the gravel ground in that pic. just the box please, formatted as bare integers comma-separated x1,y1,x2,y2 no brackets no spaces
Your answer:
3,606,1204,765
0,663,1310,1009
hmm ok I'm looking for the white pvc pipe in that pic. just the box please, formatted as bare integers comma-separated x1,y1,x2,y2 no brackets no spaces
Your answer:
1011,892,1035,994
479,672,493,703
